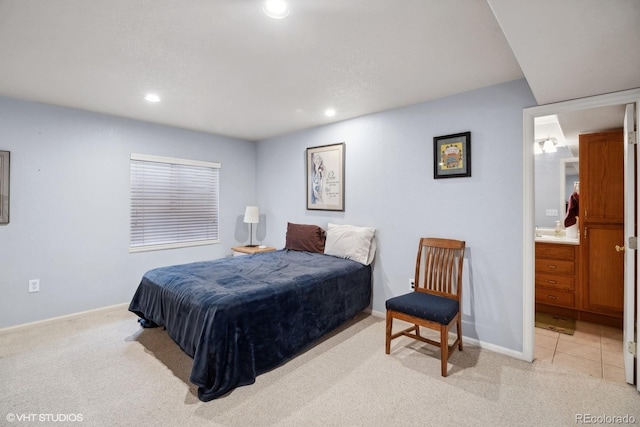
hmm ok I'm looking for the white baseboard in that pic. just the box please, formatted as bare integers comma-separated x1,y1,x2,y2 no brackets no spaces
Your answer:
462,336,526,360
0,302,129,334
368,307,527,361
3,303,528,362
368,308,385,318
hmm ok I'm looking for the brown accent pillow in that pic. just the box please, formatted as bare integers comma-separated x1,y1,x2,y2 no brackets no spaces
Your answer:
285,223,326,253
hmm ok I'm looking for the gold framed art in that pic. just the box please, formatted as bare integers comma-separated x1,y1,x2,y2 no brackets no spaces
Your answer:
434,132,471,179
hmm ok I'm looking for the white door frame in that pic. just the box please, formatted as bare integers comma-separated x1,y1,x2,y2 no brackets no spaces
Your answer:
522,88,640,373
623,103,637,386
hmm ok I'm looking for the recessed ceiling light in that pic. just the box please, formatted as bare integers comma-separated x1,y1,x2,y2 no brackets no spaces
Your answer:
144,94,161,103
263,0,291,19
324,108,336,117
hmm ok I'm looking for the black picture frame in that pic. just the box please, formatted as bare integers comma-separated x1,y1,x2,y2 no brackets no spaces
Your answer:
306,142,345,211
433,132,471,179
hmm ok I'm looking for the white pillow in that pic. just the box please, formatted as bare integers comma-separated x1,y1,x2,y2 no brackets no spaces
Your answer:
324,223,376,265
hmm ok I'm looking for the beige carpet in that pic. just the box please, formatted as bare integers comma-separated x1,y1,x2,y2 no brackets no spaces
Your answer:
0,305,638,426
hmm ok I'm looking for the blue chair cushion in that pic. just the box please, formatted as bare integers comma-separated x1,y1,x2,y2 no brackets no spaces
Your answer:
386,292,459,325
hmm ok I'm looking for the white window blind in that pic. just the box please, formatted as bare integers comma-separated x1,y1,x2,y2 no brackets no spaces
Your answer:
130,153,220,252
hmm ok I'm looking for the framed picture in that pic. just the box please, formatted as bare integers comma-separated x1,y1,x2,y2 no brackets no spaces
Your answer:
306,142,345,211
433,132,471,179
0,150,9,224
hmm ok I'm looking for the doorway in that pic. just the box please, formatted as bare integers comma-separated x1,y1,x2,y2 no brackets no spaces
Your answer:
522,88,640,388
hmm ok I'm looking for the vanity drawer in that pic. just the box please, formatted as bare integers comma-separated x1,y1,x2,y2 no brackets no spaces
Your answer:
535,259,575,275
535,273,574,291
535,288,575,307
535,242,576,261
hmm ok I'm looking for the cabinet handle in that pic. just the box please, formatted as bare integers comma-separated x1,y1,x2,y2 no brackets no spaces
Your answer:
546,295,558,299
546,280,558,284
547,264,558,269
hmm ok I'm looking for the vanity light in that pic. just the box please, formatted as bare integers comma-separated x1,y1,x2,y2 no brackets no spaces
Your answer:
144,94,161,103
534,137,557,154
324,108,336,117
263,0,291,19
534,141,543,155
542,138,557,153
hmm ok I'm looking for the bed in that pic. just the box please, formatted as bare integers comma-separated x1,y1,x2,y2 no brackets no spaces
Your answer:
129,241,373,401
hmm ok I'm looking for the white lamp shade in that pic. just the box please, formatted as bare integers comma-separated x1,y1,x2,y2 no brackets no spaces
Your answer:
243,206,259,224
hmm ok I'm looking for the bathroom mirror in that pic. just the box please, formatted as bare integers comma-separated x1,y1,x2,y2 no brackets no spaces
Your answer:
534,149,576,228
560,157,579,219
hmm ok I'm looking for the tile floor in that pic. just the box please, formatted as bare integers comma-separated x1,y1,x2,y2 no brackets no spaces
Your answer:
534,319,626,383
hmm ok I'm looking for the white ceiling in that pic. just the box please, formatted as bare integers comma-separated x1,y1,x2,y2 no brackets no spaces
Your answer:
534,104,627,157
0,0,638,141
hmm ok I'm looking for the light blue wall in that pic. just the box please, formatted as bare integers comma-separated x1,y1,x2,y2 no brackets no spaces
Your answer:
0,96,256,328
0,79,538,353
256,79,537,352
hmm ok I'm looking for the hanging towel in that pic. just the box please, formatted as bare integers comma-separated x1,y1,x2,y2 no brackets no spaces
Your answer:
564,192,579,227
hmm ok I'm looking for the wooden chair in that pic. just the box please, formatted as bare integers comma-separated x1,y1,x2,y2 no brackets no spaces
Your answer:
385,237,466,376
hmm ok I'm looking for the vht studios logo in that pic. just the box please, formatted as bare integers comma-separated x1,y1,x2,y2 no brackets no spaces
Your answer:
6,413,84,423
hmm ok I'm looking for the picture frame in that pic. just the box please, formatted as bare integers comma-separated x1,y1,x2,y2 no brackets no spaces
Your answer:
306,142,345,211
433,131,471,179
0,150,9,224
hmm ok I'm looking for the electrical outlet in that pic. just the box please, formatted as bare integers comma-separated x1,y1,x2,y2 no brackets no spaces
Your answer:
28,279,40,293
545,209,558,217
409,278,415,289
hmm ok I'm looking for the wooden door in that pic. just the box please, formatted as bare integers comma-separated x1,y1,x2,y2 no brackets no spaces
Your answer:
582,224,624,316
580,130,624,222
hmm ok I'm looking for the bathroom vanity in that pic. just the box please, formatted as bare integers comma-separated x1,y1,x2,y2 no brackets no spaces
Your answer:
535,239,579,309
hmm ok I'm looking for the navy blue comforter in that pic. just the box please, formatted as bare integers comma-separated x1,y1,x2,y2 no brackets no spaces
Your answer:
128,249,372,401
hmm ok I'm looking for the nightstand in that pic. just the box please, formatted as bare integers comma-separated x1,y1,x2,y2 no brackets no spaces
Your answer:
231,246,277,256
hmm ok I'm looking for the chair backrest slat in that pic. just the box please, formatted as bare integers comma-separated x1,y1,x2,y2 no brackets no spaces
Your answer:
414,237,465,301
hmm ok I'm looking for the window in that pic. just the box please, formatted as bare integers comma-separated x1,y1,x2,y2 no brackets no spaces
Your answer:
130,153,220,252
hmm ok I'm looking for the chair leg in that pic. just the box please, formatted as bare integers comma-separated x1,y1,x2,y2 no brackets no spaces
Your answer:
415,324,421,337
457,317,463,351
385,311,392,354
440,325,448,377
